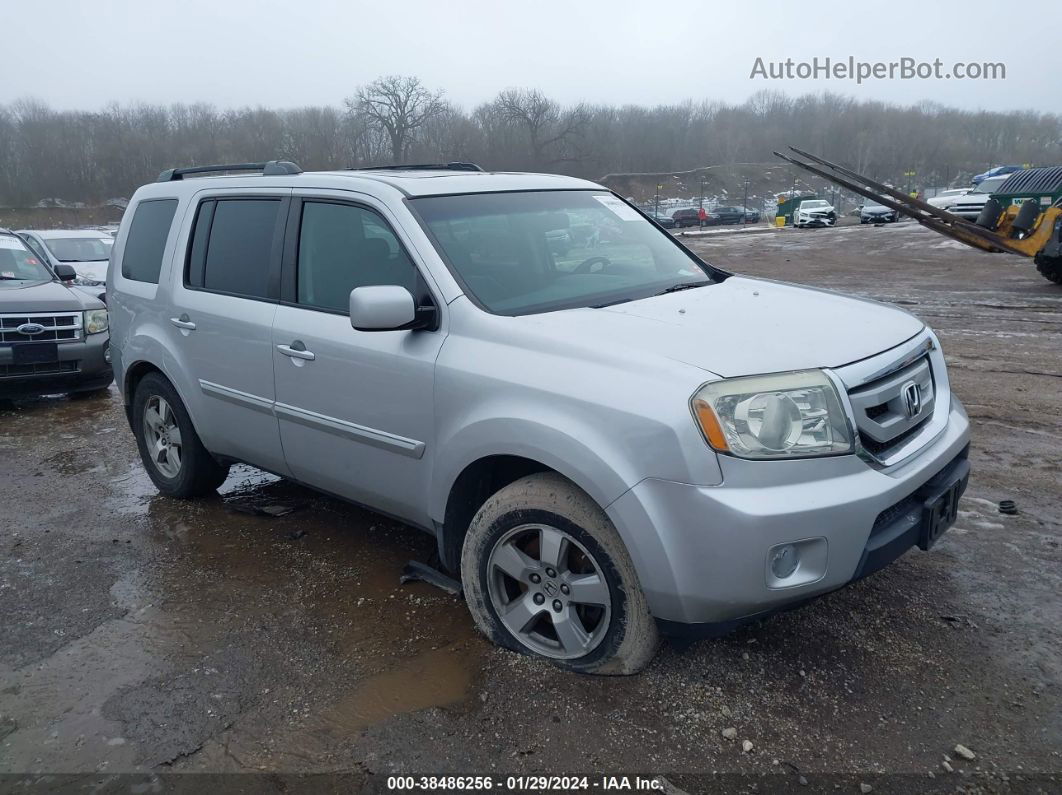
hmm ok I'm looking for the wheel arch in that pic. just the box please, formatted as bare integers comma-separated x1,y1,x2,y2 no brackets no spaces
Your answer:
432,422,635,572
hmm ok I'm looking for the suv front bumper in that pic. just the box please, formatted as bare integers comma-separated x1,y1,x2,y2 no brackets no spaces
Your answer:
606,398,971,630
0,333,113,396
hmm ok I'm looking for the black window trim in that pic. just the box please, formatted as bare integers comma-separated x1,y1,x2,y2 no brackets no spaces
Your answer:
182,194,289,304
279,195,440,329
121,197,181,285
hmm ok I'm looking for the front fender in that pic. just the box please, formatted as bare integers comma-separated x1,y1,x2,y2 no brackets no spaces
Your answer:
429,415,632,524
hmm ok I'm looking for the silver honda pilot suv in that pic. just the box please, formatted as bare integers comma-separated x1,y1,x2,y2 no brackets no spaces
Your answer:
109,161,971,674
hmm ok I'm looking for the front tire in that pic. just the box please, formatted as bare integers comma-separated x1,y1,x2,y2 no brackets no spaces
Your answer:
1035,253,1062,285
132,372,229,498
461,473,658,675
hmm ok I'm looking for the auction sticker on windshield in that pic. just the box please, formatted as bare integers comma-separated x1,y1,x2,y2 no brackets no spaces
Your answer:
592,194,643,222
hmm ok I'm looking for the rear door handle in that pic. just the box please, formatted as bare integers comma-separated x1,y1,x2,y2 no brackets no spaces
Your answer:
170,315,196,330
277,342,315,361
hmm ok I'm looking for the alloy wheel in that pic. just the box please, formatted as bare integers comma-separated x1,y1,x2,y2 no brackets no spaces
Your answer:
486,523,612,660
143,395,183,479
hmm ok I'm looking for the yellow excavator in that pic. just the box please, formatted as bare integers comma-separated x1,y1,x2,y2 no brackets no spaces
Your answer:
775,147,1062,285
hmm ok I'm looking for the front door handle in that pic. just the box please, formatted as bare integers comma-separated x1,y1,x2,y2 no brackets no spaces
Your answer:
277,342,315,361
170,314,196,331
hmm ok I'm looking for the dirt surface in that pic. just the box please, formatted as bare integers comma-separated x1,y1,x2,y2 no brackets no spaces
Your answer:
0,206,124,232
1,220,1060,791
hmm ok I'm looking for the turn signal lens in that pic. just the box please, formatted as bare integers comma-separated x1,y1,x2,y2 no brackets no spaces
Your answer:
693,397,730,451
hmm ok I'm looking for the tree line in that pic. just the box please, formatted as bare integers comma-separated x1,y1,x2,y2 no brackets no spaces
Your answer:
1,75,1059,206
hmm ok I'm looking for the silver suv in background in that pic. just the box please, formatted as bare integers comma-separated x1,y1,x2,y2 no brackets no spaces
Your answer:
109,161,971,674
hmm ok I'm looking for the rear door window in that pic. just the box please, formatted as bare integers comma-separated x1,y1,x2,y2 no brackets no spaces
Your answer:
187,198,281,300
122,199,179,283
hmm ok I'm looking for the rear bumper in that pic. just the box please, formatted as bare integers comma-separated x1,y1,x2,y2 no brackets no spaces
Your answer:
606,399,971,627
0,333,113,396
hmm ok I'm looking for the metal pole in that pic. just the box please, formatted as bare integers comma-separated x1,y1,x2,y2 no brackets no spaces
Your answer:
654,184,660,218
742,178,749,226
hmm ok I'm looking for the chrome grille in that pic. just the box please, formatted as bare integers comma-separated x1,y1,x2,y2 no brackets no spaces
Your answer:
0,312,82,343
848,356,935,459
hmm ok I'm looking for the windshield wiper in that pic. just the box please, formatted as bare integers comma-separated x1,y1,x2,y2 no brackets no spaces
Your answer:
0,275,27,280
590,297,635,309
654,281,708,296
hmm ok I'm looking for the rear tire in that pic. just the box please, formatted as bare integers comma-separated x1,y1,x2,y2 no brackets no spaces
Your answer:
132,372,229,498
461,472,658,675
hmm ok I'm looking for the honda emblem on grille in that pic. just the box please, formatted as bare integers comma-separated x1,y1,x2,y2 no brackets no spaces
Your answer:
16,322,46,336
901,381,922,419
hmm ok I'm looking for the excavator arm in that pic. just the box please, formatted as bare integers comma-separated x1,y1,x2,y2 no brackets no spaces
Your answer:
774,147,1062,259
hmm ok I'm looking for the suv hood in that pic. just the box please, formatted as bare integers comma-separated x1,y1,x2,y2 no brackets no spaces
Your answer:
0,279,100,312
533,277,924,378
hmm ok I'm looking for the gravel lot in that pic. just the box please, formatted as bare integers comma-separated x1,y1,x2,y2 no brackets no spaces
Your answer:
1,220,1059,791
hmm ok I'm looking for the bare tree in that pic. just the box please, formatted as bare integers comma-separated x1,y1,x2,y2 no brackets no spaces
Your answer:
2,86,1061,207
346,75,446,162
488,88,590,168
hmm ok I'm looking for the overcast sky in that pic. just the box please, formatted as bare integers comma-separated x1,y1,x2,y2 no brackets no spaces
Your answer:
4,0,1058,114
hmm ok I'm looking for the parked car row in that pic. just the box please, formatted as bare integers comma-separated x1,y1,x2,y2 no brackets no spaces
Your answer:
0,228,112,398
667,206,761,228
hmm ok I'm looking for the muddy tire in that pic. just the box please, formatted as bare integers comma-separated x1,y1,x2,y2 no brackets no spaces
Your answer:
1034,253,1062,285
132,372,229,498
461,472,658,675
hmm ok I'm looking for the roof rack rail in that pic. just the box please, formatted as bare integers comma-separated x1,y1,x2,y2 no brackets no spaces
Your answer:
351,162,484,173
156,160,302,182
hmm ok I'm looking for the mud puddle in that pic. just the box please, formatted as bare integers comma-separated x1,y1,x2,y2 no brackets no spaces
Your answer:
3,387,487,772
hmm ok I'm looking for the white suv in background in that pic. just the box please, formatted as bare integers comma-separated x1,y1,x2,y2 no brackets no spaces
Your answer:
18,229,114,299
108,161,971,674
926,188,971,210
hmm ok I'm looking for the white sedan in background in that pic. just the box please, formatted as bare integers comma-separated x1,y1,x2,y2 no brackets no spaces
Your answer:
17,229,114,300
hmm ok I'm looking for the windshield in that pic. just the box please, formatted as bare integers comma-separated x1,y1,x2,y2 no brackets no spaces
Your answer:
973,176,1008,195
864,201,888,210
0,236,53,284
801,200,829,209
411,191,714,315
42,236,113,262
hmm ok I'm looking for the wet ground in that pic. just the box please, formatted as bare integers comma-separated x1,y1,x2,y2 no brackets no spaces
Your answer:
1,220,1060,789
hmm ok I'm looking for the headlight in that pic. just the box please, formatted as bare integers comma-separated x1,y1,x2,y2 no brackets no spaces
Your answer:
84,308,109,334
691,370,853,459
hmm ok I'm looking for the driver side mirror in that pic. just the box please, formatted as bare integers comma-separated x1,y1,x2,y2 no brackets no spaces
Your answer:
54,263,77,282
350,285,436,332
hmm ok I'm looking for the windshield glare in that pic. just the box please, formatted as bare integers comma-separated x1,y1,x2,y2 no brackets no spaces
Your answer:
43,236,112,262
802,200,829,208
974,177,1008,194
412,191,713,315
0,237,52,283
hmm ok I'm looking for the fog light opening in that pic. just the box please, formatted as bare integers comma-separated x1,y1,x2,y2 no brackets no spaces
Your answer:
769,543,800,580
103,343,111,364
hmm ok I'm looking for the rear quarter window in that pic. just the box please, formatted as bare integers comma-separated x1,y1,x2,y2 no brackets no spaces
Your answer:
121,199,179,283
